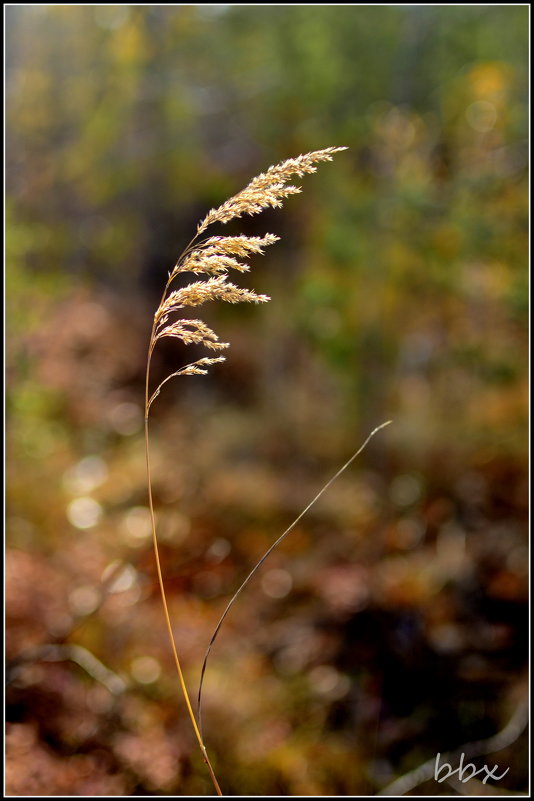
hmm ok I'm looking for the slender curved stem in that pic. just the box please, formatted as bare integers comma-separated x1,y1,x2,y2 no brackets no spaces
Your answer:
148,366,193,412
197,420,392,738
145,251,223,796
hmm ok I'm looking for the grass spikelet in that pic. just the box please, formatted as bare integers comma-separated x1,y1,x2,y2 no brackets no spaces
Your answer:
144,147,347,796
154,276,270,327
155,319,229,350
197,146,347,233
199,233,280,257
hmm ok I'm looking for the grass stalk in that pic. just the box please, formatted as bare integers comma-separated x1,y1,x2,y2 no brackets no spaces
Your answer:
144,148,347,794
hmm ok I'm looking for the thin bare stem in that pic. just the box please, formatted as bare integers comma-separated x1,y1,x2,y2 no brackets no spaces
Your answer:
148,365,201,411
145,272,222,796
197,420,392,738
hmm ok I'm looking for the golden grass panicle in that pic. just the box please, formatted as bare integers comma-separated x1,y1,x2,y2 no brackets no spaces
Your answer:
197,146,347,233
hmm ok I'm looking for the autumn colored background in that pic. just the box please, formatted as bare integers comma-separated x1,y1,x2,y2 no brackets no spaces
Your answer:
5,5,529,796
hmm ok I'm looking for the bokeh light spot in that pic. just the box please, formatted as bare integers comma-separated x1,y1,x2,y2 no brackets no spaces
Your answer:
120,506,152,546
63,455,108,495
130,656,162,684
261,568,293,599
67,496,103,529
69,584,100,615
308,665,350,699
108,402,143,436
389,474,423,507
466,100,497,132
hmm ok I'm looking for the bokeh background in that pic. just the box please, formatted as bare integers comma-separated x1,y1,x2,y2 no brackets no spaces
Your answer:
5,5,529,796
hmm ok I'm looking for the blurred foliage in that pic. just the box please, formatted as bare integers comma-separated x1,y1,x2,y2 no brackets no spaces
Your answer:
6,5,528,797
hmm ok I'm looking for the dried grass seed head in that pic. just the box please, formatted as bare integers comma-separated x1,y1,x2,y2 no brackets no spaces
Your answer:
197,146,347,233
153,146,346,379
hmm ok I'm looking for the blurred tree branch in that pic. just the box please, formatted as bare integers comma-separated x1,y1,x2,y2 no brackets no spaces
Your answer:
7,643,127,695
378,699,528,796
